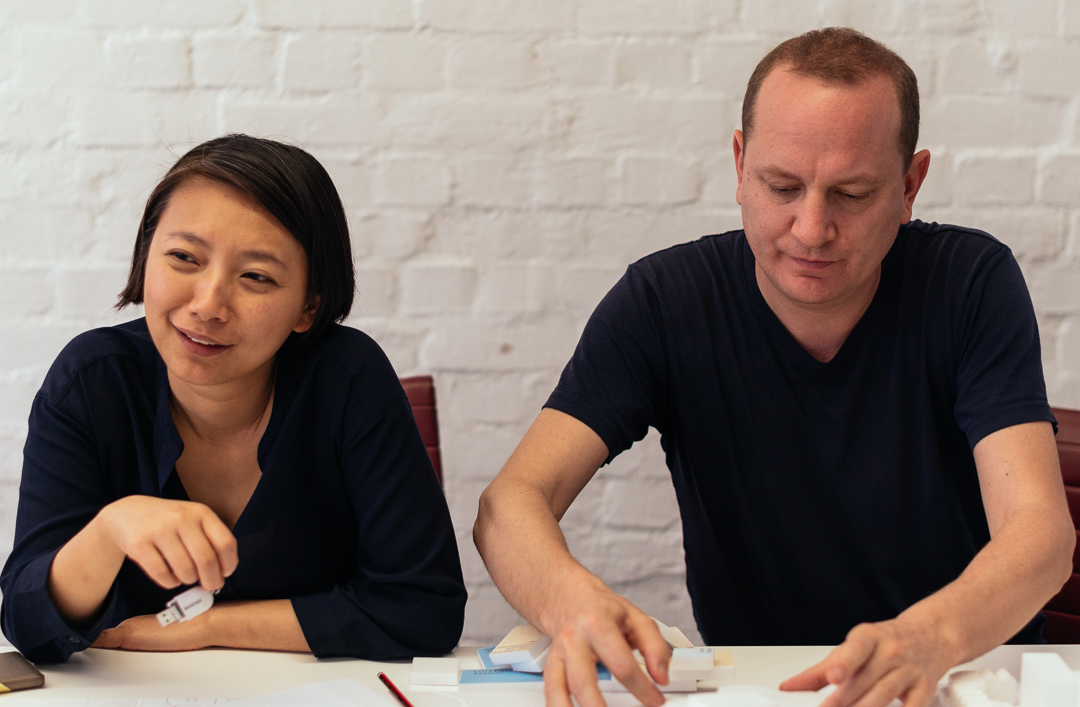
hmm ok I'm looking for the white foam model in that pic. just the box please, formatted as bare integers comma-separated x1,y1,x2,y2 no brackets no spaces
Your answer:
1020,654,1078,707
487,619,734,690
947,669,1018,707
410,657,460,686
687,688,780,707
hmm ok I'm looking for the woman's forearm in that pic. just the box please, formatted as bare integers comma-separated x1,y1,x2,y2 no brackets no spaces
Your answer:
93,598,310,653
48,511,127,624
206,599,310,651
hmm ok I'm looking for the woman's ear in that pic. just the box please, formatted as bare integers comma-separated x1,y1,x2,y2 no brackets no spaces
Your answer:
293,294,321,333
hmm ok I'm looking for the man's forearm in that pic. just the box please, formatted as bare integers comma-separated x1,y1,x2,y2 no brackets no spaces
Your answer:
902,502,1073,665
475,475,607,634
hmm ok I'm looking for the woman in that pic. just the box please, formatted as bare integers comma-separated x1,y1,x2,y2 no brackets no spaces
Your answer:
0,135,467,663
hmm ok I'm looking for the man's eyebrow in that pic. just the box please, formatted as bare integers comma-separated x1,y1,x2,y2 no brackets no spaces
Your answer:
756,166,881,187
163,231,290,270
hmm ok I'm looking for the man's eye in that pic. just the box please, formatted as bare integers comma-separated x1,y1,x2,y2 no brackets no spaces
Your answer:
840,191,870,201
768,185,797,195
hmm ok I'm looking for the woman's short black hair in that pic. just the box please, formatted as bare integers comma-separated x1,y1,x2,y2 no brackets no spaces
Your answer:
117,134,355,338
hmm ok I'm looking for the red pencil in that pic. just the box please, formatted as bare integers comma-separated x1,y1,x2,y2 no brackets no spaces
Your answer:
377,671,416,707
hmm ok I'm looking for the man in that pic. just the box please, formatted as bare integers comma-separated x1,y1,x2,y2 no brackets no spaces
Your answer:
473,28,1075,707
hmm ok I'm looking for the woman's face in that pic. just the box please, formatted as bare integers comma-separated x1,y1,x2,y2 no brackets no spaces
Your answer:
143,177,317,392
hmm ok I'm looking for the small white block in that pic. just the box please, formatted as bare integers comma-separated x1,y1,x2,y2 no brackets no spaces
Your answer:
1020,653,1078,707
489,625,552,667
673,647,715,672
603,673,698,693
653,617,695,648
510,643,551,674
411,657,460,686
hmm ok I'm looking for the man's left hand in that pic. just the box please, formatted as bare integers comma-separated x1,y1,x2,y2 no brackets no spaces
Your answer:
92,612,212,652
780,615,956,707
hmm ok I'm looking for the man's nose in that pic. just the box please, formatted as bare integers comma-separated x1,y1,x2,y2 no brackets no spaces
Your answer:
791,194,835,250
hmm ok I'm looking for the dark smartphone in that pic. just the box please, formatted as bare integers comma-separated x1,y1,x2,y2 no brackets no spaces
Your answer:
0,651,44,691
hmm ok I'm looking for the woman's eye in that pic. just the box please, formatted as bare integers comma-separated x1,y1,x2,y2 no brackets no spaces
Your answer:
242,272,275,285
168,251,196,264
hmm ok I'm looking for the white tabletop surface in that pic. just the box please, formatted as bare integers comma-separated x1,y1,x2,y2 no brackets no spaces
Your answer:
1,643,1078,705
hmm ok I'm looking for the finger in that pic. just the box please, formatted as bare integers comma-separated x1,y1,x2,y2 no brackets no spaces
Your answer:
177,524,225,591
626,611,672,686
92,628,121,649
127,541,182,589
563,629,615,707
827,646,900,707
543,648,579,707
780,660,831,692
848,668,911,707
589,623,664,707
200,514,239,578
153,533,200,586
822,625,880,686
901,678,937,707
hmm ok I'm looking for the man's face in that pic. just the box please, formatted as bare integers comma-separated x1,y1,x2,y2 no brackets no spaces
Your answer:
734,67,929,316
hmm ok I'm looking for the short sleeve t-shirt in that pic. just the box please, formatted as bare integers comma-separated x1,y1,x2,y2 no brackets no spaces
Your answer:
546,221,1054,645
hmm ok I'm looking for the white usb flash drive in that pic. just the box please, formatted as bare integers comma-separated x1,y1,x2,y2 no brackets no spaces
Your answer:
156,586,217,627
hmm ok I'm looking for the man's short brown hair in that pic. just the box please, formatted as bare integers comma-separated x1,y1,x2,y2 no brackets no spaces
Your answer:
741,27,920,169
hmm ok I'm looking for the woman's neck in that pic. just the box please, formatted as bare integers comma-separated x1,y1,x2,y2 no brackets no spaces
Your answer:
167,365,276,446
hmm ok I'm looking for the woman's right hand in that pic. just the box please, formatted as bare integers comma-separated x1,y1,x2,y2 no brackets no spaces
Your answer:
97,496,238,591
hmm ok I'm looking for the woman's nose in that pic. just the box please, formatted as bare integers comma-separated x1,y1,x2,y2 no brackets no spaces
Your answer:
188,276,230,322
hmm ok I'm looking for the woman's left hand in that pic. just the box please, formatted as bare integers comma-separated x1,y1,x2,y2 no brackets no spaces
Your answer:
92,612,212,652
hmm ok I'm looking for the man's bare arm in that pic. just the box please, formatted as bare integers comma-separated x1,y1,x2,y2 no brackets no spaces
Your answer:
475,408,672,707
783,420,1074,707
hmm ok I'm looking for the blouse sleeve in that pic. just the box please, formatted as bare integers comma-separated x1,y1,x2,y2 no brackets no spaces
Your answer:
290,391,467,659
1,390,120,663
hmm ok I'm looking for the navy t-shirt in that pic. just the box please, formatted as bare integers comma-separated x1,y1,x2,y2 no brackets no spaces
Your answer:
546,221,1054,645
1,319,466,663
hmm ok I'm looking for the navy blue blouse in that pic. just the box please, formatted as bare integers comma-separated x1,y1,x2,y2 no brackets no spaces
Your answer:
1,319,466,663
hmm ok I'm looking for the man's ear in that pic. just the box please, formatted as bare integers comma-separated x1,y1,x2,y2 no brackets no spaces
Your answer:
733,130,746,206
901,149,931,224
293,294,321,333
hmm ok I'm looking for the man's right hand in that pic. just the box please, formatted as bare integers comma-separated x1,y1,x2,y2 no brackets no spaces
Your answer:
541,576,672,707
474,409,670,706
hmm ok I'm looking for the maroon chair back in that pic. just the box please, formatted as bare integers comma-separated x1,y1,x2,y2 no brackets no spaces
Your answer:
1042,407,1080,642
400,375,443,486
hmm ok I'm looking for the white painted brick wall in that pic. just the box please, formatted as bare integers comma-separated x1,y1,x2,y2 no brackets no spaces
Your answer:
1,0,1079,650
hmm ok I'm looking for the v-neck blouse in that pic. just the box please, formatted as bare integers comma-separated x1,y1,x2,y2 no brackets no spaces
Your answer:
1,320,466,663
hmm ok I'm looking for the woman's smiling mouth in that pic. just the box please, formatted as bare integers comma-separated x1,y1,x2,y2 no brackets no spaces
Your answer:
175,326,231,356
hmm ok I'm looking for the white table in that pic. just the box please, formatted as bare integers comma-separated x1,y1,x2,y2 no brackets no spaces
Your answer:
2,644,1078,705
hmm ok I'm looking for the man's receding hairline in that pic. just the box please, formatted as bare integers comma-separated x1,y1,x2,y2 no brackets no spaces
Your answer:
742,63,911,169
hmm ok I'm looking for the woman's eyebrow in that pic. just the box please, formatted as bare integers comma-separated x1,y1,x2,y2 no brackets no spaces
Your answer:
165,231,290,270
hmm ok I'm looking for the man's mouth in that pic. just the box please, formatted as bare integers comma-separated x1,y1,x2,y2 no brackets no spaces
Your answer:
790,256,834,270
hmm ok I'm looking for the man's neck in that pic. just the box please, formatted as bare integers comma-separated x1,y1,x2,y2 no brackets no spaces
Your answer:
755,263,882,363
